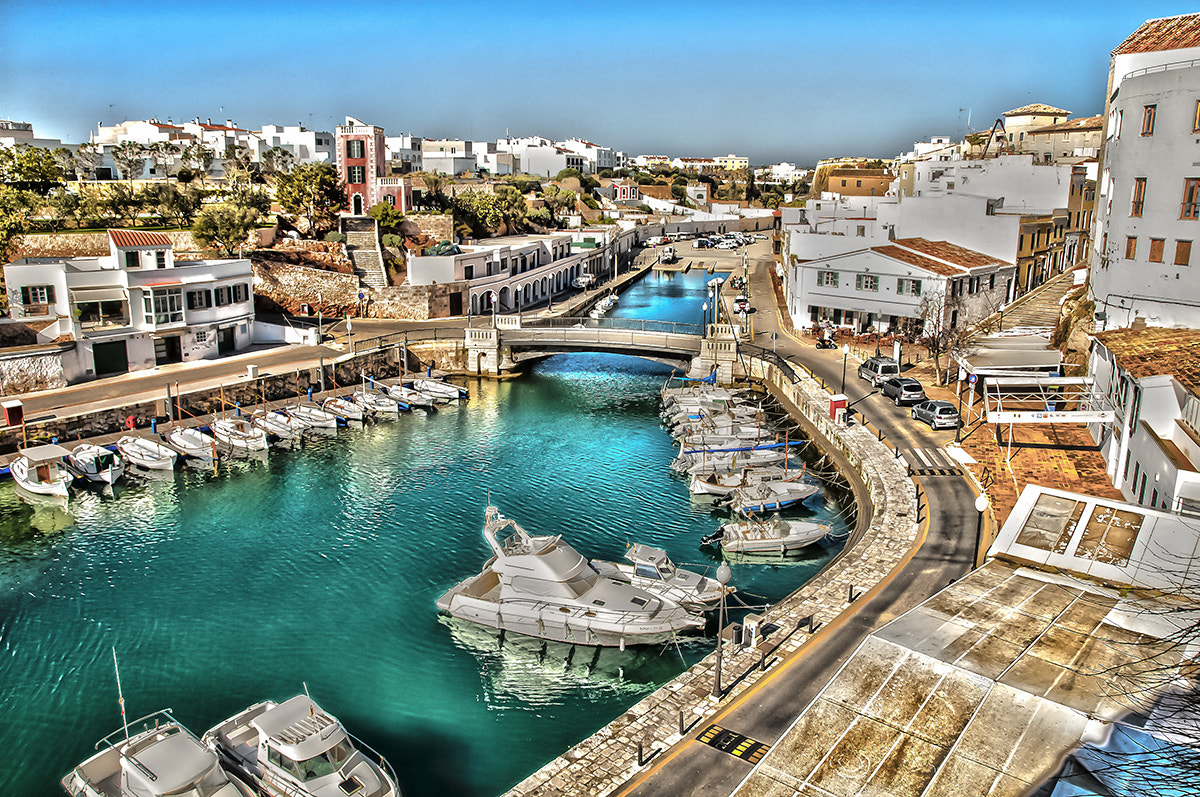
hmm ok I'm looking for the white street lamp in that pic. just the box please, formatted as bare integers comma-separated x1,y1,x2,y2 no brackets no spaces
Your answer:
710,561,733,698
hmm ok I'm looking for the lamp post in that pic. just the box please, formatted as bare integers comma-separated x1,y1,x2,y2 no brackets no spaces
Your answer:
710,561,732,699
841,343,850,394
954,368,966,443
702,302,709,331
973,493,989,568
347,318,353,355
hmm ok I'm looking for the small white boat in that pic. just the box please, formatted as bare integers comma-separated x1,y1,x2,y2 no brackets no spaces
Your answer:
285,403,339,429
704,517,831,554
411,378,467,401
723,480,820,515
163,427,218,463
386,383,436,409
436,506,705,647
681,448,791,476
116,435,178,471
590,543,733,612
251,409,306,440
67,443,125,485
211,417,269,452
689,466,797,497
203,695,401,797
352,389,404,415
10,443,73,498
63,708,255,797
323,395,364,421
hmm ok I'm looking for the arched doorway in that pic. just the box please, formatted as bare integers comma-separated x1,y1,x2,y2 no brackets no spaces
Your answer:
352,195,363,215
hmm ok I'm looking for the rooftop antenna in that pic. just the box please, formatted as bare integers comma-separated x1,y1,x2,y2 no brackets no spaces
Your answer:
112,647,130,741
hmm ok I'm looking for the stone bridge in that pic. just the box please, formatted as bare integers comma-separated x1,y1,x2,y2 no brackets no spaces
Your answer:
464,317,741,377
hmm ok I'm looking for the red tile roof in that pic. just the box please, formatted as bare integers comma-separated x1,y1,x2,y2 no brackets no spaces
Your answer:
109,229,172,248
1093,327,1200,395
872,245,962,277
892,237,1007,269
1026,115,1104,134
1113,14,1200,56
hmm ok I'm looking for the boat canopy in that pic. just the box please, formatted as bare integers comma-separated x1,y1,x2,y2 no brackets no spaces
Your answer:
250,695,349,761
122,729,226,797
18,443,73,463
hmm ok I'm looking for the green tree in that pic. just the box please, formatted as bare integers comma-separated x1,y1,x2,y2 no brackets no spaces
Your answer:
52,148,78,181
494,184,527,235
221,144,254,187
541,185,576,224
111,141,146,184
182,143,215,185
105,183,143,226
74,144,102,181
451,191,503,237
368,201,406,231
526,207,552,227
670,184,687,202
416,172,448,211
275,162,345,236
0,185,39,261
143,182,203,227
192,204,260,256
745,171,760,204
556,167,582,181
47,187,83,230
260,146,295,182
0,144,63,188
147,142,181,182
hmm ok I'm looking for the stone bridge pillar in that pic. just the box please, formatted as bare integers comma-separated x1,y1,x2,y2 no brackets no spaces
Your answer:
465,327,501,376
692,323,739,384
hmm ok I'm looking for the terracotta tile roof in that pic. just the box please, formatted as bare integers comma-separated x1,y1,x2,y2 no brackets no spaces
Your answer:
1112,13,1200,56
891,237,1008,270
1026,115,1104,134
872,244,961,276
108,229,172,248
1093,326,1200,394
828,168,891,177
1003,103,1070,116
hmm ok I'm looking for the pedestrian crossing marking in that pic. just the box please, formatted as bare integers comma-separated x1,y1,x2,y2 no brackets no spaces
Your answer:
903,448,961,477
696,724,770,764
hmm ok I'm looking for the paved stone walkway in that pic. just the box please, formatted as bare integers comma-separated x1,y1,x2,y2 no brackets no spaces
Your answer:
502,355,919,797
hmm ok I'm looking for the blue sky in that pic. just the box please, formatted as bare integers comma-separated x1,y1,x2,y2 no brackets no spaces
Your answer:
1,1,1196,165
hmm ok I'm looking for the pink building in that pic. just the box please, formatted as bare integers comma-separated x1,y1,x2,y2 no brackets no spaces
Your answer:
335,116,411,215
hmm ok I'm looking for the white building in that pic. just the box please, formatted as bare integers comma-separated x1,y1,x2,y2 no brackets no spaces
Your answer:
559,138,617,173
495,136,583,177
1088,326,1200,515
255,124,336,165
3,230,255,381
1091,13,1200,331
786,237,1014,335
384,134,423,173
421,139,478,175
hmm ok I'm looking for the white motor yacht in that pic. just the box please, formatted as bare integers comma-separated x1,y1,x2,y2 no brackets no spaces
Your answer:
203,695,401,797
436,506,705,647
67,443,125,485
703,517,831,554
10,443,73,498
211,417,269,452
115,435,177,471
590,543,733,612
62,708,254,797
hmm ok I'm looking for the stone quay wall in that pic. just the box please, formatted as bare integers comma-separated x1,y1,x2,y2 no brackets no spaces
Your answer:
0,344,72,395
502,355,919,797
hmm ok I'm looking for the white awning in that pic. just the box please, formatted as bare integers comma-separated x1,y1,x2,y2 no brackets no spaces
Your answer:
70,287,128,303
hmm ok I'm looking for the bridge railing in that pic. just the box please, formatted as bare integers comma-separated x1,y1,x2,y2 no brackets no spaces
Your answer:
348,326,462,353
522,317,703,336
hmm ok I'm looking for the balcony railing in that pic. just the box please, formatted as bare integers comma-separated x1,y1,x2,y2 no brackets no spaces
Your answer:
12,303,51,319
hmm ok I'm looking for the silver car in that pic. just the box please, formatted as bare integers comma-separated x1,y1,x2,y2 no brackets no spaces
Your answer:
911,400,960,430
881,377,926,406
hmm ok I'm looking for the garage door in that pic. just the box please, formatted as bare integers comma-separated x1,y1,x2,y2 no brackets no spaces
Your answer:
92,340,129,376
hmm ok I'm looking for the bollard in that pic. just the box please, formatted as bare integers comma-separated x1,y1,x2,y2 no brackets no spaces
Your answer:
308,387,313,402
235,402,241,417
637,741,644,766
151,418,157,434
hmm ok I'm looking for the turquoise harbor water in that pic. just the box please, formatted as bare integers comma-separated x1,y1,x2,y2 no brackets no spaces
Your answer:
0,269,851,797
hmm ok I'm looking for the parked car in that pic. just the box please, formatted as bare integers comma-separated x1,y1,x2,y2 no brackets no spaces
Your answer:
911,400,960,430
881,377,926,406
716,241,738,249
753,233,768,240
857,357,900,386
693,239,710,249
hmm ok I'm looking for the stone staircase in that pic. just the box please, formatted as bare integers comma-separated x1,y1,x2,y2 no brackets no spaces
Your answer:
984,269,1082,335
342,217,388,290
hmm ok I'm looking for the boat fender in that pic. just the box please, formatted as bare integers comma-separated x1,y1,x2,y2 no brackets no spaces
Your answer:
125,415,136,430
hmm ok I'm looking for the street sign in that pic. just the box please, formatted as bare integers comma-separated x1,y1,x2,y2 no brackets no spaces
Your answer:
358,292,365,300
968,374,978,385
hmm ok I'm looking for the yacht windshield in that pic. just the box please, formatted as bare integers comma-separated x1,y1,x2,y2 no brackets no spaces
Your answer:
271,740,355,782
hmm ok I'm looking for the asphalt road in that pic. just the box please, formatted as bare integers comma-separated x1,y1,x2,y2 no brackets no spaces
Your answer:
616,242,981,797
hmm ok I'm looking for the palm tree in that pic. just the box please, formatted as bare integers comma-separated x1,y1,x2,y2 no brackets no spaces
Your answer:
112,141,147,185
147,142,180,182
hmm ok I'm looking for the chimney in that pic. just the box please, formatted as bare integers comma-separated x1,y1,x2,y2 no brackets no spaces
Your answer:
207,118,212,125
227,119,233,128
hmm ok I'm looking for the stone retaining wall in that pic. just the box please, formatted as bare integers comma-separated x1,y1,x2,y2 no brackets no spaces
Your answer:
252,261,361,317
0,346,71,394
502,355,918,797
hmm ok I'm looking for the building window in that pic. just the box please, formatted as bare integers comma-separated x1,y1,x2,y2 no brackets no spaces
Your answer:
989,273,996,289
1176,240,1192,266
1131,177,1146,217
1142,105,1156,135
816,270,839,288
214,286,232,306
232,283,250,303
346,139,365,159
1149,238,1165,263
856,225,865,237
1125,236,1137,260
195,330,208,343
384,194,395,207
155,250,167,268
19,284,55,313
186,289,212,310
348,165,365,184
897,278,922,296
1184,179,1200,219
125,251,140,269
855,274,878,292
143,287,183,325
